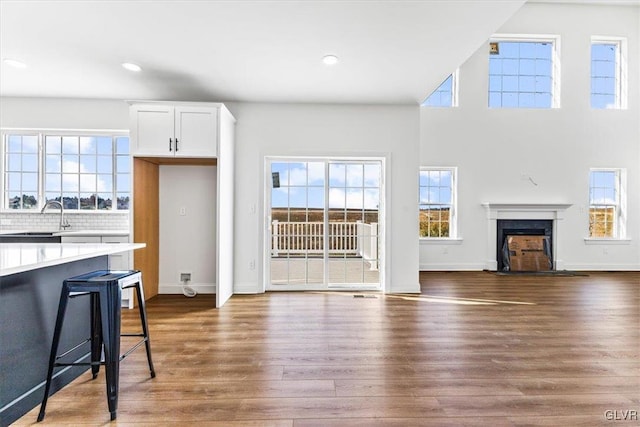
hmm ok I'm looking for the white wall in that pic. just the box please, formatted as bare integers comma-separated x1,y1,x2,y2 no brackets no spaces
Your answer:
159,165,217,293
0,97,129,130
227,102,421,294
420,2,640,271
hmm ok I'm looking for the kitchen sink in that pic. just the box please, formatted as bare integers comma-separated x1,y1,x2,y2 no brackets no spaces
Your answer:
4,232,57,236
0,232,61,243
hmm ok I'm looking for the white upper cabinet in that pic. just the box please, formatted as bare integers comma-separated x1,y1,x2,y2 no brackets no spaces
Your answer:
130,103,219,157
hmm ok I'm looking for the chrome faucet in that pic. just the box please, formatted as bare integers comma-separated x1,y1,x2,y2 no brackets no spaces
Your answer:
40,200,71,230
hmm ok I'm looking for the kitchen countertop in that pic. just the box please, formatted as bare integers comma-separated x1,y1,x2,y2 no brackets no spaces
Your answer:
0,243,145,276
0,229,129,236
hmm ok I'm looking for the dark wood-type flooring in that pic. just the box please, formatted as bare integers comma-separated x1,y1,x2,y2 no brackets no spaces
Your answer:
15,271,640,426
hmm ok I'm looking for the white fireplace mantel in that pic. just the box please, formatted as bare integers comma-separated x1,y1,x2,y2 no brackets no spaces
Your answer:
482,203,573,270
482,203,573,220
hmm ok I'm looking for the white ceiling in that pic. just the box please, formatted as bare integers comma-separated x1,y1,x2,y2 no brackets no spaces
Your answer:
0,0,575,105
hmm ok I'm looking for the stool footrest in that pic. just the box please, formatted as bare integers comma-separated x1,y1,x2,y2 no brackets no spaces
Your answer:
120,338,149,361
53,337,151,366
55,361,101,367
55,338,91,360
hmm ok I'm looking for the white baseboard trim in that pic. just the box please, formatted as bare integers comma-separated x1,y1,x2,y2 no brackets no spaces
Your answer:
230,282,425,294
234,282,263,294
420,263,486,271
159,283,216,294
388,283,421,294
562,264,640,271
419,263,640,272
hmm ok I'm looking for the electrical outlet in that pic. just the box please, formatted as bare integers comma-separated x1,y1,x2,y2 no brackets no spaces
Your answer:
179,207,186,216
249,260,255,270
180,272,191,281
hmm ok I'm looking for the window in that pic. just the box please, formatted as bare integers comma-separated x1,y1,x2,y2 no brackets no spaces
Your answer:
591,37,626,109
488,36,559,108
589,169,625,238
4,134,39,209
422,70,458,107
2,131,130,211
419,168,456,238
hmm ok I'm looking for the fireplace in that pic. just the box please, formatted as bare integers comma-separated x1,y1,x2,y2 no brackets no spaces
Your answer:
497,219,553,271
482,203,572,271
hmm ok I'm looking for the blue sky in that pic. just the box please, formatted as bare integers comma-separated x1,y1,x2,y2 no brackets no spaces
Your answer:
488,41,553,108
591,43,618,109
590,170,617,205
419,170,452,206
271,161,380,210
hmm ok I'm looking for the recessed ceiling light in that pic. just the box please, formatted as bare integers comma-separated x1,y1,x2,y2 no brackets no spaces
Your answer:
322,55,338,65
3,58,27,69
122,62,142,72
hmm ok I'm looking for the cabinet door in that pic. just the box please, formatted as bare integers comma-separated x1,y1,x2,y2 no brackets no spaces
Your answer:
131,104,175,156
60,236,101,243
102,235,131,270
174,106,218,157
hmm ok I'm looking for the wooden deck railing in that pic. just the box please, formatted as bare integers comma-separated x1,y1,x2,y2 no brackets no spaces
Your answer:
271,220,378,269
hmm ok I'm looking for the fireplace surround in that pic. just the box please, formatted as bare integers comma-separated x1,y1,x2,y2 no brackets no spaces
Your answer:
482,203,572,271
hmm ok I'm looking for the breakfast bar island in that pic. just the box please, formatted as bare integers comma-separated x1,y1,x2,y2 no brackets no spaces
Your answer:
0,242,145,426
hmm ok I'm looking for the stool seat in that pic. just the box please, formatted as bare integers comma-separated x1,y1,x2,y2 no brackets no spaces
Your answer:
38,270,155,422
68,269,141,282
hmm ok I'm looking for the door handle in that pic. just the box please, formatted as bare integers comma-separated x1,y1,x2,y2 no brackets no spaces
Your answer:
169,138,173,151
175,138,179,152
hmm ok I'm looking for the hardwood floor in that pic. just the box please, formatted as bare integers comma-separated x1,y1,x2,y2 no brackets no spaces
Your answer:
15,271,639,426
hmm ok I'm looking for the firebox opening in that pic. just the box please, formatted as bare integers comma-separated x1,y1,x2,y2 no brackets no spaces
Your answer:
497,220,553,271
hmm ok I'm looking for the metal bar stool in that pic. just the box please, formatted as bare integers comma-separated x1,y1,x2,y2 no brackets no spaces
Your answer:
38,270,156,422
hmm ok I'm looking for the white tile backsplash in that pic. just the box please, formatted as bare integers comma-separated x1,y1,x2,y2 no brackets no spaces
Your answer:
0,211,130,232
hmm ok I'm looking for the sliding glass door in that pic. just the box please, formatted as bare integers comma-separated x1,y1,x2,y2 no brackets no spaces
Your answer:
266,158,382,290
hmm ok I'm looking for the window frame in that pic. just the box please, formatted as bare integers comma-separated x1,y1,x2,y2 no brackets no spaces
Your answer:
1,129,130,213
590,36,628,110
419,167,457,240
3,133,40,210
587,168,626,240
488,34,561,109
421,69,459,108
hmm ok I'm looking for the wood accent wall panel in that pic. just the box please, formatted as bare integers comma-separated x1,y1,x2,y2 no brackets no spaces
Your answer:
133,158,159,300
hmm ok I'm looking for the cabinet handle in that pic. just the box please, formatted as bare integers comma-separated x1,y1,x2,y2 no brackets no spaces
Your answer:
175,138,179,152
169,138,173,151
